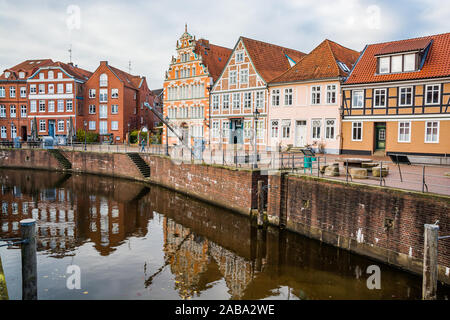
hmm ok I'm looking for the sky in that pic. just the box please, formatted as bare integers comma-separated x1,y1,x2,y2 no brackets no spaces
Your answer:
0,0,449,90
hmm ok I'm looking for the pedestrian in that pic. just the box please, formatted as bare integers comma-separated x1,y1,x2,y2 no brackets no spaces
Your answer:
140,138,145,152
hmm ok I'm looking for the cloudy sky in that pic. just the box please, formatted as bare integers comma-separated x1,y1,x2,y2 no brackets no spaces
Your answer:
0,0,448,89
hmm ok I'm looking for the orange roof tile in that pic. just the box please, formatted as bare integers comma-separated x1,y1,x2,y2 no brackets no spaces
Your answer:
241,37,306,82
345,32,450,85
0,59,53,80
270,39,360,84
53,61,92,81
376,38,432,56
108,64,143,90
195,39,232,82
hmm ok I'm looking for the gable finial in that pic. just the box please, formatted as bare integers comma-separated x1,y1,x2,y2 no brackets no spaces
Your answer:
185,23,187,33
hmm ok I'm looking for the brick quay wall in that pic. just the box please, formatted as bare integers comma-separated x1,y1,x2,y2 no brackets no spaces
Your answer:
0,148,449,284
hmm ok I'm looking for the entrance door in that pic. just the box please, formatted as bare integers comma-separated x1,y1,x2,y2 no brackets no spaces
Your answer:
21,126,27,141
231,119,243,144
48,120,55,138
375,122,386,151
295,120,307,147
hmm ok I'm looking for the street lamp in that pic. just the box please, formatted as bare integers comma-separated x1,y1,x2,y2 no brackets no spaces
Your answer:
253,108,260,169
83,120,87,151
165,116,169,156
207,78,214,147
127,123,131,145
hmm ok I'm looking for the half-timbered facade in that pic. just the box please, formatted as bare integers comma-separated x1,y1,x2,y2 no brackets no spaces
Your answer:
341,33,450,157
163,26,231,147
268,40,359,154
0,59,53,141
210,37,305,150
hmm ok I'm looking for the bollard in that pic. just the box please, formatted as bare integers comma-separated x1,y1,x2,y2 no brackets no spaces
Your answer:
422,224,438,300
20,219,37,300
257,180,264,228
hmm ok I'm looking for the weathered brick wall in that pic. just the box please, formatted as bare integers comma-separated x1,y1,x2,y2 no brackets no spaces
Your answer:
268,173,450,283
0,149,61,170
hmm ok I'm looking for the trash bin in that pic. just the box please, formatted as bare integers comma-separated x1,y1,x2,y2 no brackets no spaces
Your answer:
304,156,312,168
13,137,21,148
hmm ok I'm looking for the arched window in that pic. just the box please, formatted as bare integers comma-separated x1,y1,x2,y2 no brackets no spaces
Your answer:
100,73,108,87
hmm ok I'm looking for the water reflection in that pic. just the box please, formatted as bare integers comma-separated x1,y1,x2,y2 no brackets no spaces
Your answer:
0,169,449,300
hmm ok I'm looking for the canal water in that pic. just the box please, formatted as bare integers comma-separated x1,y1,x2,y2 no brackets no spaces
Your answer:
0,169,449,300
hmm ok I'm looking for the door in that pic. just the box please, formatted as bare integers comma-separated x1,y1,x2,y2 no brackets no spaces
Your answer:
48,120,55,138
231,119,243,144
295,120,307,147
21,126,27,141
375,123,386,151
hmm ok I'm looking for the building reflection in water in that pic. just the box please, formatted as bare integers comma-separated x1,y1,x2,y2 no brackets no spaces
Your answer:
1,169,445,300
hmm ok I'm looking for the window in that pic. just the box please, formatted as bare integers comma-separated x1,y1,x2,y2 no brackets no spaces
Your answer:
111,121,119,131
0,105,5,118
398,121,411,142
399,87,413,106
229,71,237,85
39,120,46,132
0,126,6,139
236,51,244,63
374,89,386,107
21,105,26,117
352,122,362,141
111,104,118,114
175,70,179,79
271,120,279,138
100,74,108,87
10,105,16,118
281,120,290,138
255,91,264,109
379,57,390,74
244,120,252,138
232,93,240,109
326,85,337,104
39,100,46,112
48,71,54,79
66,100,73,112
240,69,248,84
212,95,219,110
11,125,16,138
312,119,321,139
391,55,402,73
111,88,119,98
425,84,440,105
99,89,108,102
284,88,293,106
88,121,96,130
99,121,107,134
99,105,107,119
425,121,439,143
66,83,73,94
272,89,280,106
311,86,321,104
0,87,4,97
57,120,65,132
192,67,196,76
20,87,26,98
223,94,230,110
57,83,64,94
212,121,219,138
57,100,64,112
48,101,55,112
256,120,264,139
9,87,15,98
222,120,230,138
325,119,335,139
30,101,36,113
39,73,44,80
244,92,252,109
89,89,96,98
30,85,36,94
89,105,96,114
39,84,45,94
48,84,54,94
404,54,416,71
19,72,25,79
58,72,63,79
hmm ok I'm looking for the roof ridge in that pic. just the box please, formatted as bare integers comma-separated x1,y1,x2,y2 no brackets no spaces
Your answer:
240,36,304,54
325,39,341,75
369,32,450,47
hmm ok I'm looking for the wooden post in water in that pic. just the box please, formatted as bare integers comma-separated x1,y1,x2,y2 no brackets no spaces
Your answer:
422,224,438,300
20,219,37,300
257,180,264,228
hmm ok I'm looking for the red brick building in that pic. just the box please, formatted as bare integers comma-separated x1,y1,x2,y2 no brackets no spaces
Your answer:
27,61,92,143
0,59,53,141
83,61,156,143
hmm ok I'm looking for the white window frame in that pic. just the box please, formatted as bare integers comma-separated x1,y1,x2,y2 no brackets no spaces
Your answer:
89,89,96,98
20,105,27,117
111,88,119,99
399,86,413,106
255,91,264,109
29,85,36,95
284,88,293,106
39,100,46,112
66,100,73,112
111,121,119,131
222,94,230,110
99,89,108,103
57,120,65,132
398,121,411,143
424,121,439,143
236,51,244,63
0,87,4,98
229,71,237,85
243,92,252,109
10,105,16,118
88,121,96,130
100,74,108,87
311,86,321,105
325,119,336,140
48,101,55,112
374,88,387,108
57,83,64,94
89,105,96,114
281,120,290,139
311,119,321,140
232,93,240,110
326,84,337,104
379,57,390,74
39,120,46,132
212,95,219,111
272,89,280,107
66,83,73,94
30,101,36,113
111,104,118,114
240,69,248,84
9,87,15,98
425,84,440,105
351,122,363,141
271,119,279,138
20,87,26,98
57,100,64,112
0,126,6,139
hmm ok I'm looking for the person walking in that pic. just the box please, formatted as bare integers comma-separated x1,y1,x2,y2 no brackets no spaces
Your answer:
140,138,146,153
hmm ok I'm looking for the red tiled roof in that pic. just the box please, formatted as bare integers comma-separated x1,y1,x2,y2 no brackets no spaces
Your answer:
345,32,450,85
0,59,53,80
270,39,360,84
53,62,93,81
376,38,432,56
195,39,232,82
241,37,306,82
108,64,143,90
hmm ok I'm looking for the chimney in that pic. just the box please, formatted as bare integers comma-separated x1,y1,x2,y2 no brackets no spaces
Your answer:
100,61,108,66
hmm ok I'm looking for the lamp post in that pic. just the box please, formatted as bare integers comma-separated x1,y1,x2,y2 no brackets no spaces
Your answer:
83,120,87,151
253,108,260,169
165,116,169,156
207,78,213,147
127,123,130,145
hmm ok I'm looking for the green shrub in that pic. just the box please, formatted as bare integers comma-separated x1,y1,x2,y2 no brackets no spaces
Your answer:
76,129,99,143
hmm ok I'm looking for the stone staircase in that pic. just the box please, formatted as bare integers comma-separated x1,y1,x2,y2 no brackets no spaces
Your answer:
48,149,72,170
127,153,150,178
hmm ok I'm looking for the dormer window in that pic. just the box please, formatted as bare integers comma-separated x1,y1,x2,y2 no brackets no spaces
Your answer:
377,53,418,74
4,72,10,78
19,72,25,79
